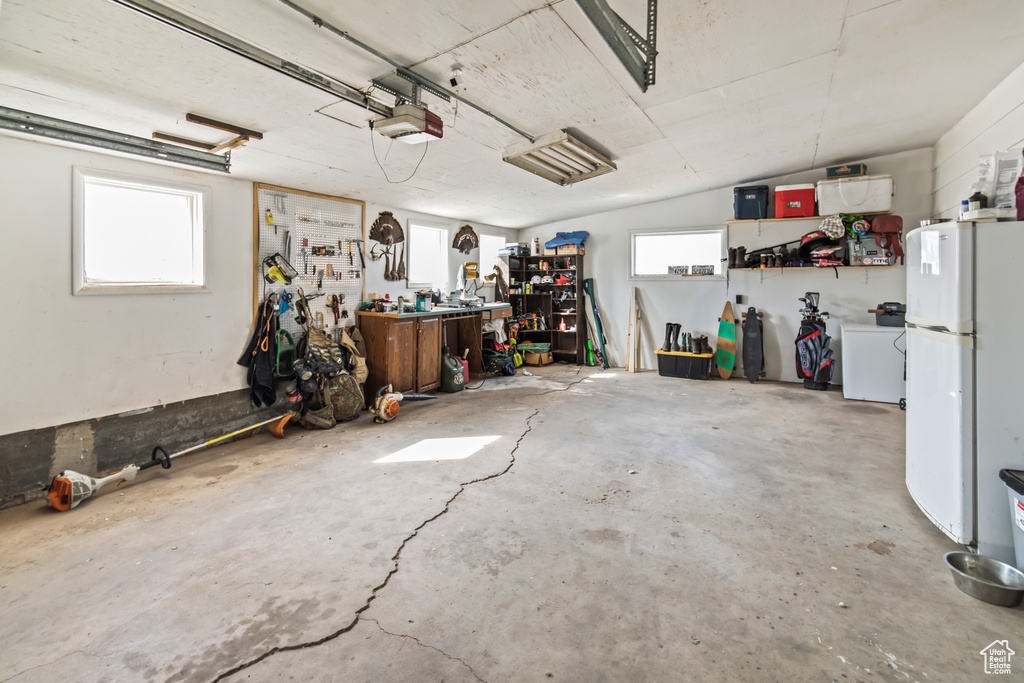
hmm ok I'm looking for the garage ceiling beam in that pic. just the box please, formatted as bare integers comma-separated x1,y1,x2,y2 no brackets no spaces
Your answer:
0,106,232,173
575,0,658,92
276,0,535,142
108,0,392,117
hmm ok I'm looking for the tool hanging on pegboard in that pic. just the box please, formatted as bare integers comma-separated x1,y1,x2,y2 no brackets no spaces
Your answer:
263,253,298,285
256,183,364,342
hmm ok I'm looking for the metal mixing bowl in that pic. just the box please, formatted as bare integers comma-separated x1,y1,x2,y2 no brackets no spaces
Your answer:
944,551,1024,607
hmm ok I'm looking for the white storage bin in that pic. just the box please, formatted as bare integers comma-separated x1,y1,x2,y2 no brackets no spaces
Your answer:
816,174,893,214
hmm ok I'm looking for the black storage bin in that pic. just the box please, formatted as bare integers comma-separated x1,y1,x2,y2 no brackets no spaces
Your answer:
733,185,769,220
656,350,711,380
874,302,906,327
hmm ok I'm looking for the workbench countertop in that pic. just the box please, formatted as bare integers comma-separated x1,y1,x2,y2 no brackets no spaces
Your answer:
357,302,512,319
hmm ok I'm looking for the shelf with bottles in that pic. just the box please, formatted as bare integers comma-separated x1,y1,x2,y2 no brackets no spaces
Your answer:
506,252,586,365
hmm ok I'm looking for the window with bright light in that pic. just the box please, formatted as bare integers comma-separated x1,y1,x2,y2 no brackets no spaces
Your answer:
407,221,449,287
631,228,725,278
477,234,504,282
73,167,207,294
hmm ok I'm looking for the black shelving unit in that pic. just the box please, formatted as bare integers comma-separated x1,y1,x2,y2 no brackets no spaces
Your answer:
508,253,586,365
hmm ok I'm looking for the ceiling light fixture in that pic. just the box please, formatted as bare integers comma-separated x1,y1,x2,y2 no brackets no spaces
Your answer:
503,130,616,186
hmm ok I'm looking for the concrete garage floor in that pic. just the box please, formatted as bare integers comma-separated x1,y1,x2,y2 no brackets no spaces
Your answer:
1,366,1019,682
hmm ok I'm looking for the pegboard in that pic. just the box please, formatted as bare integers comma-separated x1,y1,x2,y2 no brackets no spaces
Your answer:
253,183,365,342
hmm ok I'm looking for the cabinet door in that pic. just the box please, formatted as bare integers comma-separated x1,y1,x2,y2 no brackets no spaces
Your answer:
389,318,418,394
417,316,442,392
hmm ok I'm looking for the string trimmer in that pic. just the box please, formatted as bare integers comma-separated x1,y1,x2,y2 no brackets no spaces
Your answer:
47,407,297,512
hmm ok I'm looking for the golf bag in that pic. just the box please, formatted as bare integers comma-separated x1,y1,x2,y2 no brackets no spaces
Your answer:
795,317,834,391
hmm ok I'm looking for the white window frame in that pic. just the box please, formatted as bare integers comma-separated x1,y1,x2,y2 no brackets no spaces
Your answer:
72,167,209,295
629,227,726,280
406,219,450,288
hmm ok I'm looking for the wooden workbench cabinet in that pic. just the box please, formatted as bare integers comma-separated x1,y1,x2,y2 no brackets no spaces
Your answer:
359,304,511,399
360,314,441,395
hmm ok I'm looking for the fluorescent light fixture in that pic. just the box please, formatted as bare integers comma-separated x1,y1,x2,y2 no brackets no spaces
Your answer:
374,436,501,464
503,130,616,185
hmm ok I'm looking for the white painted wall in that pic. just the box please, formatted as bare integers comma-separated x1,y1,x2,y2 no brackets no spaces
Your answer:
0,136,254,436
361,204,518,305
0,138,522,437
520,148,934,382
932,61,1024,217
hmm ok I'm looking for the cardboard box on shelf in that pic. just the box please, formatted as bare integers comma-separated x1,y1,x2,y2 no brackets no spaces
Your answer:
524,351,554,366
826,163,867,178
556,245,584,256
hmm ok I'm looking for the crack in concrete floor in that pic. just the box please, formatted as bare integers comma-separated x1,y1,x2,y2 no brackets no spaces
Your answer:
210,407,542,682
366,618,486,683
0,651,88,683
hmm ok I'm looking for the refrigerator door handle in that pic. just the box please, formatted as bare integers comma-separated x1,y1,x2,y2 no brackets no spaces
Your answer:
906,323,975,349
905,315,973,334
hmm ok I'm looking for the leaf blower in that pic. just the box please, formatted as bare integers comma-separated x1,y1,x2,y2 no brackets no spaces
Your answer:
372,384,436,424
47,387,302,511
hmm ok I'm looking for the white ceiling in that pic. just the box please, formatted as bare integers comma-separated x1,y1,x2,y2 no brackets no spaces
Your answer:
2,0,1024,228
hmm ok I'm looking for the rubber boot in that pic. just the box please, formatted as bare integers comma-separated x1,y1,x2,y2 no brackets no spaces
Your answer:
686,332,694,353
670,324,681,352
736,246,747,268
661,323,673,352
728,247,737,269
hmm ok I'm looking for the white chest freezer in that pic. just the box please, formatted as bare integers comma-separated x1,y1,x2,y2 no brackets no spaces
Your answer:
841,324,906,404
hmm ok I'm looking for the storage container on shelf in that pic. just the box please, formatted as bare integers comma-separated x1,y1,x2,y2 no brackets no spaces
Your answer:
817,174,893,215
774,184,816,218
826,163,867,178
733,185,769,219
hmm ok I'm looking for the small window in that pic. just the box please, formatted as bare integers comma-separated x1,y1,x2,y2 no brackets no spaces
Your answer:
407,221,449,288
477,234,505,282
631,228,725,279
73,167,207,294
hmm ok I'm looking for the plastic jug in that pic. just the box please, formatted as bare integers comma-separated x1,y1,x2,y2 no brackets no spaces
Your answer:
440,348,465,393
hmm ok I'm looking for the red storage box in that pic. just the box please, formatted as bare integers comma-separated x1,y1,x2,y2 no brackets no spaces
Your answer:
774,184,816,218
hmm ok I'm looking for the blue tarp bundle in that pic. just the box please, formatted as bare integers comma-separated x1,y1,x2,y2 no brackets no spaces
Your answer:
544,231,589,249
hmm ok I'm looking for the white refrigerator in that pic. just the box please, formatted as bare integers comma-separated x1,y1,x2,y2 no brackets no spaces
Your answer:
905,220,1024,565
